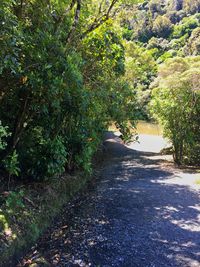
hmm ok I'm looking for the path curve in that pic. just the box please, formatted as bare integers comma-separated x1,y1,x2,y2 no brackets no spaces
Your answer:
19,132,200,267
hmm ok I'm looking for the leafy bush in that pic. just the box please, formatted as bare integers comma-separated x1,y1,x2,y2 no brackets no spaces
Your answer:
158,50,177,63
183,0,200,14
0,121,10,152
171,15,199,39
147,37,170,52
153,15,173,38
0,1,137,181
18,134,67,180
184,27,200,55
3,150,20,178
125,41,157,119
5,190,24,212
150,57,200,165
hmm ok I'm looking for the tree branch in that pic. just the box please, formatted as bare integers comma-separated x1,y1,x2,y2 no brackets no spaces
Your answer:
81,0,119,38
62,0,77,18
66,0,82,42
53,0,77,33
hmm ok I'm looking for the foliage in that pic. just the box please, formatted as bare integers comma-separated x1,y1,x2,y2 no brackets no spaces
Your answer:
153,15,173,38
121,0,200,121
128,1,200,57
0,0,139,181
150,57,200,165
184,27,200,55
19,134,67,180
125,41,157,119
1,0,199,175
3,150,20,177
182,0,200,14
131,11,154,42
0,121,10,152
171,14,200,39
5,190,25,212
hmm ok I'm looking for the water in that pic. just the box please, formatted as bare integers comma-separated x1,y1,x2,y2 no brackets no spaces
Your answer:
110,121,169,153
109,121,162,136
136,120,162,136
133,121,169,153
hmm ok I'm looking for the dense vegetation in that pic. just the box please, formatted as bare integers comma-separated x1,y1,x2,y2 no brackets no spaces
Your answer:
150,56,200,164
1,1,199,263
122,0,200,165
0,0,139,182
0,0,199,193
122,0,200,117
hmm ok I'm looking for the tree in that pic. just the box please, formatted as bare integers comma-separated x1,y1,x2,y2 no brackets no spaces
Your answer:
149,0,163,17
169,0,183,11
0,0,139,179
184,28,200,55
150,57,200,165
153,15,173,38
125,41,157,119
183,0,200,14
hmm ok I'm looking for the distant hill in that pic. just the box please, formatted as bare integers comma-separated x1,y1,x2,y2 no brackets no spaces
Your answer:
124,0,200,61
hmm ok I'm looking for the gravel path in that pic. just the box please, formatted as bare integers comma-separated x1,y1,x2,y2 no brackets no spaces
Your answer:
19,132,200,267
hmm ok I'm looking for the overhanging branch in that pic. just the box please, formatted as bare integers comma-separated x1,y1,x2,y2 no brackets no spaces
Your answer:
81,0,119,38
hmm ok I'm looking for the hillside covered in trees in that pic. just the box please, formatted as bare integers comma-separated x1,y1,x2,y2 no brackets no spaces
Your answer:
122,0,200,118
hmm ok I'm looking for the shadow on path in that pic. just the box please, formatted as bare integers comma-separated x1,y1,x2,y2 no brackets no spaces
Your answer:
18,132,200,267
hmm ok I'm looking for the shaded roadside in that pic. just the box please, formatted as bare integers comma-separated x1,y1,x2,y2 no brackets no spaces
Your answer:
17,132,200,267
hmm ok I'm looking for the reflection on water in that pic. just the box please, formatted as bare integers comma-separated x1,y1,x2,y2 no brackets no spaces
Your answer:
109,121,169,153
133,121,169,153
109,121,163,136
136,121,162,136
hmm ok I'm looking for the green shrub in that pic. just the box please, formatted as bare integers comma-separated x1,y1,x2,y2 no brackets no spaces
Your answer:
0,1,136,181
150,57,200,165
153,15,173,38
3,150,20,178
19,134,67,180
171,15,199,38
0,121,10,152
5,190,24,213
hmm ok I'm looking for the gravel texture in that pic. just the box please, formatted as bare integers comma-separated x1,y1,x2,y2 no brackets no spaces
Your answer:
18,132,200,267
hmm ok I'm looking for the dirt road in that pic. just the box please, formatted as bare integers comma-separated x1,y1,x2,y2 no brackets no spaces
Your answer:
19,132,200,267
